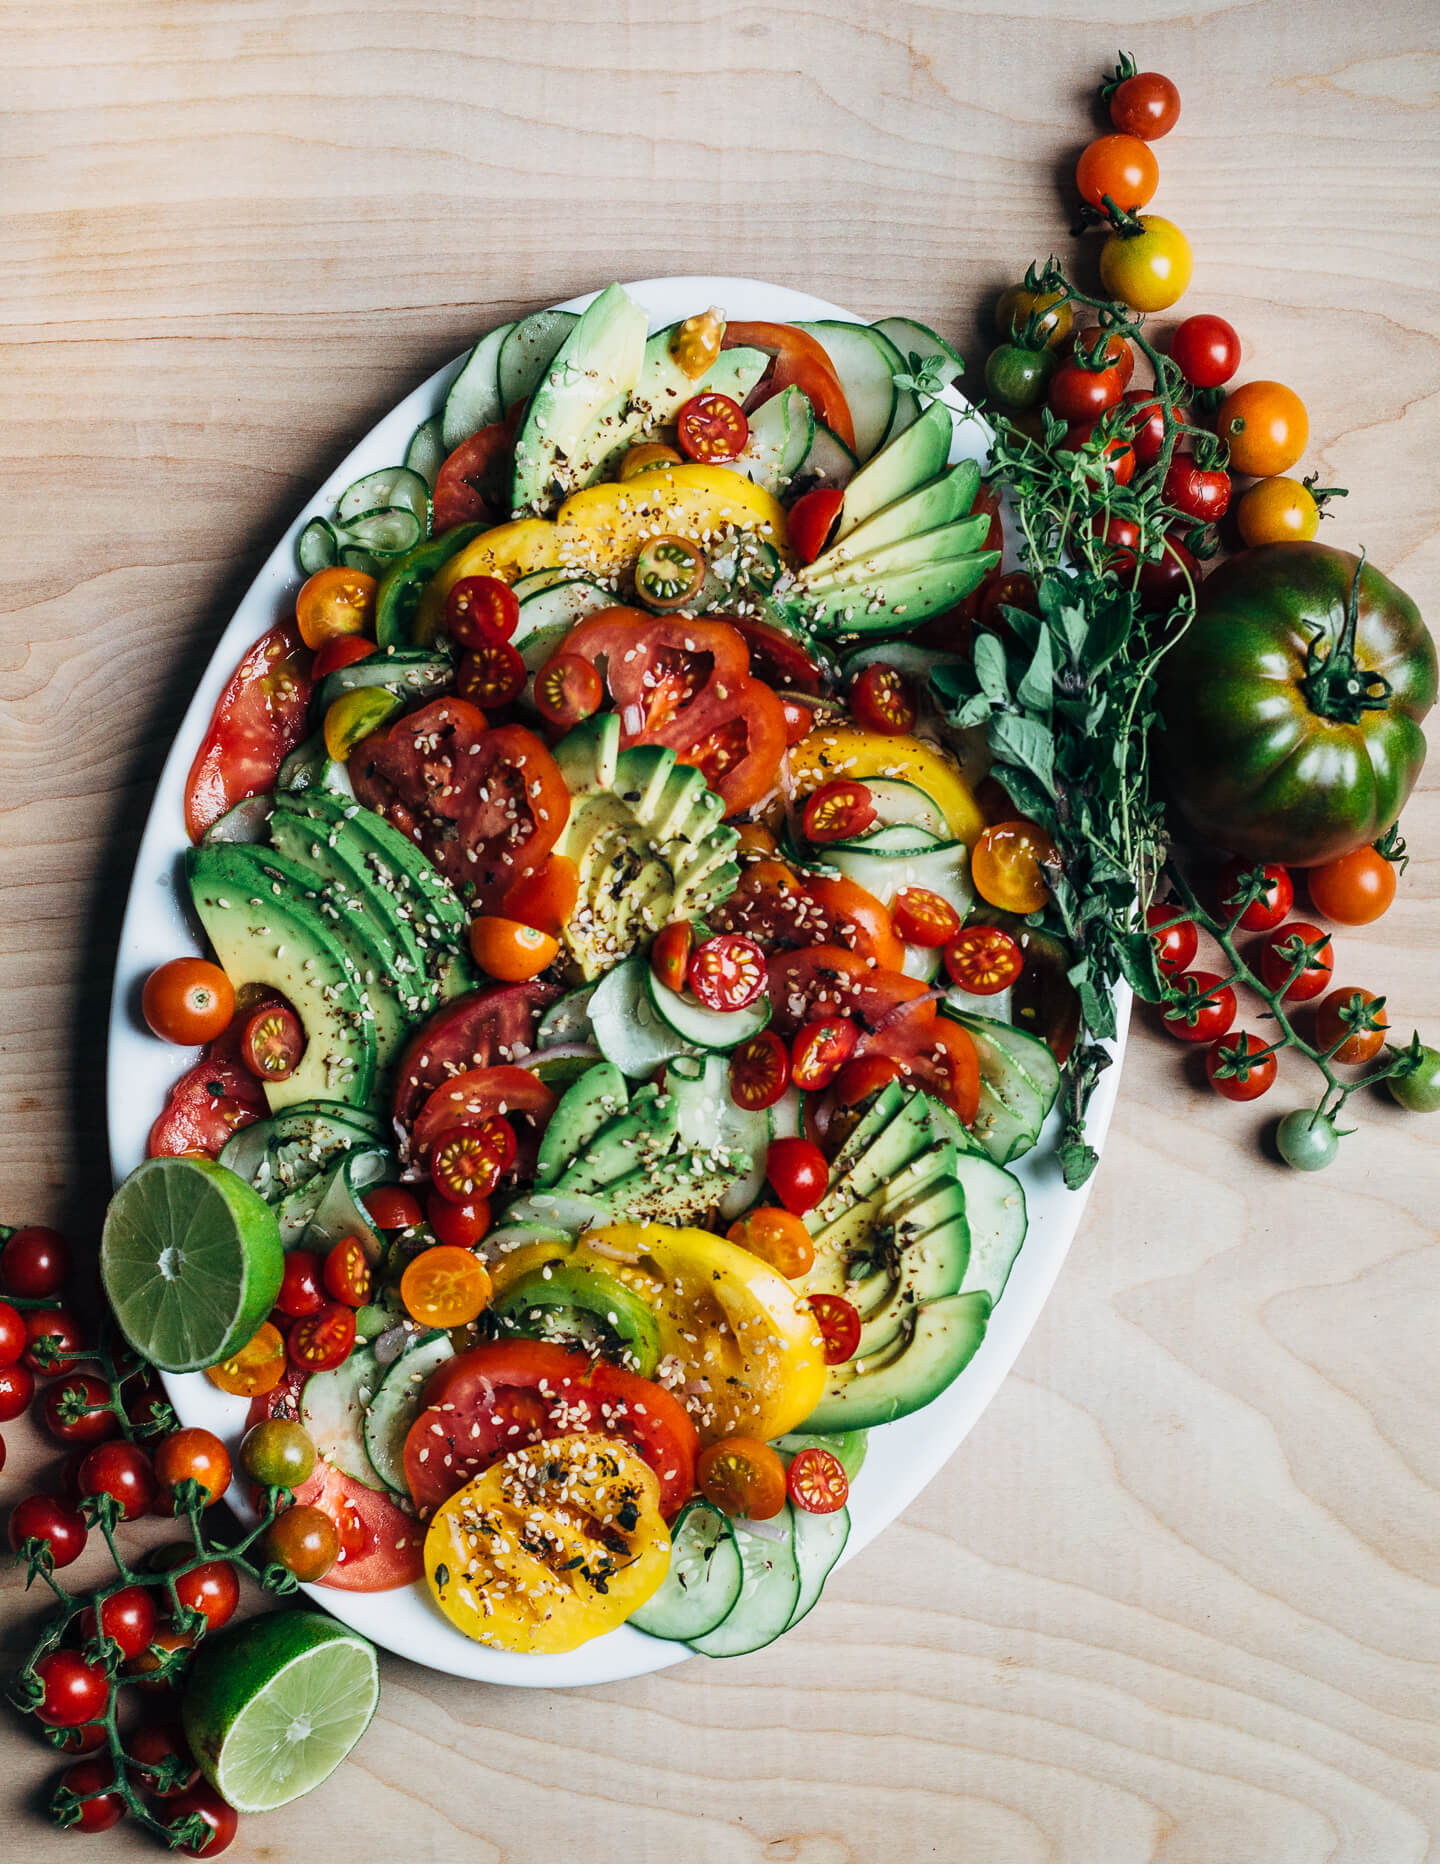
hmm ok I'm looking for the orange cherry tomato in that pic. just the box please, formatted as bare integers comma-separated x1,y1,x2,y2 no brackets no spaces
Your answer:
697,1435,788,1520
311,634,377,682
322,1235,373,1309
650,921,693,995
153,1428,232,1508
501,854,580,938
142,960,235,1047
295,567,376,650
1217,381,1309,477
676,392,748,464
620,442,684,480
261,1503,340,1582
400,1245,492,1328
970,820,1058,914
892,887,961,948
1307,847,1397,926
1075,133,1158,213
734,823,778,859
467,915,560,981
204,1321,285,1397
1314,987,1387,1065
533,653,604,728
726,1207,815,1279
669,309,725,379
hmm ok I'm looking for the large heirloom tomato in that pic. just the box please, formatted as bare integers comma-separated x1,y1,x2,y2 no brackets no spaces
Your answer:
1158,544,1435,866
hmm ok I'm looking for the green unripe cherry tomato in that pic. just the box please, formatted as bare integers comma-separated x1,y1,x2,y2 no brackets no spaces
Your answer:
984,344,1056,411
239,1418,317,1489
1275,1109,1340,1172
1388,1045,1440,1114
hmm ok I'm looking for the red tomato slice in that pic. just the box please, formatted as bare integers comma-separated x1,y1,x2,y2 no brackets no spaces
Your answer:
676,392,749,464
688,934,767,1012
802,779,876,844
790,1017,859,1092
856,1002,981,1126
727,619,827,695
676,674,788,815
729,1030,790,1110
391,980,559,1135
410,1064,556,1170
431,406,522,533
147,1003,272,1157
807,1292,861,1364
402,1340,698,1518
767,945,872,1035
721,322,856,453
183,623,314,841
803,876,906,971
650,921,693,995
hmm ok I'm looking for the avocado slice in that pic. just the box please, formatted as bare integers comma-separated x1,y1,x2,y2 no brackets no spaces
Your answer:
186,844,377,1112
833,397,954,542
799,549,999,637
803,1290,991,1431
534,1062,629,1190
798,459,980,585
511,283,649,516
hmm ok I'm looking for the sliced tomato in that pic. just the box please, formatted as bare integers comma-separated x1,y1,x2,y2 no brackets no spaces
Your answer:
790,1017,859,1092
803,779,876,844
456,641,526,709
856,1002,981,1125
391,980,559,1134
892,886,961,948
676,675,788,814
767,946,872,1036
713,858,814,948
183,623,314,841
688,934,767,1012
147,1001,272,1157
787,487,844,566
721,322,856,453
431,406,521,533
727,619,827,695
804,875,906,971
650,921,693,994
729,1030,790,1110
402,1340,698,1518
410,1064,556,1166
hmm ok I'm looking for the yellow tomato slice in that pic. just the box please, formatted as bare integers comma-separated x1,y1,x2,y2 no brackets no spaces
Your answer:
413,519,563,643
488,1223,827,1445
784,724,986,848
424,1432,670,1653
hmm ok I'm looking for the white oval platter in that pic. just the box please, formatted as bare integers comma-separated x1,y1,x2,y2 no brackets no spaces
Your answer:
106,275,1129,1686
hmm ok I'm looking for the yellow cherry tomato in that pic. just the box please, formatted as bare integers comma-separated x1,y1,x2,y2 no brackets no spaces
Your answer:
295,567,376,650
322,688,402,761
204,1321,285,1397
619,441,684,480
424,1432,670,1652
1217,381,1309,477
669,308,725,379
1098,215,1193,313
1236,475,1320,546
734,822,779,860
970,819,1059,914
993,283,1073,351
401,1245,493,1328
467,915,561,982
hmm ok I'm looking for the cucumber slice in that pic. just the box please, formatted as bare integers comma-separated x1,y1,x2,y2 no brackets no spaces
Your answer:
795,322,903,462
404,417,447,492
218,1108,381,1202
824,833,972,920
870,317,964,449
645,971,771,1050
728,385,814,496
688,1506,802,1657
337,467,429,532
801,421,859,490
302,1149,393,1263
275,732,354,799
316,648,453,716
701,1053,772,1222
787,1503,851,1629
842,641,965,685
589,956,696,1077
297,517,338,575
300,1346,385,1490
856,777,949,839
442,320,515,450
537,981,598,1048
941,1008,1061,1165
361,1332,454,1494
514,579,615,666
339,505,424,557
902,941,942,982
497,310,579,414
629,1501,743,1641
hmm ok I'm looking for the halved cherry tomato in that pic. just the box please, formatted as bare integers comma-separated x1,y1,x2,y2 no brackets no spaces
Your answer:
533,653,603,728
430,1118,515,1203
620,441,683,479
787,1445,849,1514
468,915,560,982
790,1018,859,1092
446,576,519,648
726,1207,814,1278
971,820,1058,914
204,1322,284,1397
697,1435,787,1519
1160,971,1237,1044
849,664,918,736
311,634,376,681
688,934,767,1012
634,534,706,610
807,1293,861,1365
1204,1032,1277,1101
1258,922,1334,1002
651,921,694,994
980,572,1040,632
788,487,844,565
833,1054,902,1106
1217,860,1293,932
457,640,527,709
296,567,375,650
400,1245,492,1328
944,925,1023,994
893,887,961,948
501,854,580,938
735,823,778,859
240,1002,305,1082
275,1250,325,1319
730,1030,790,1110
364,1185,424,1232
803,779,876,845
183,622,314,842
766,1136,828,1215
721,322,856,452
1145,903,1198,977
142,959,235,1047
322,1236,372,1309
426,1191,492,1251
410,1064,556,1166
287,1303,356,1373
676,392,748,463
1315,987,1387,1065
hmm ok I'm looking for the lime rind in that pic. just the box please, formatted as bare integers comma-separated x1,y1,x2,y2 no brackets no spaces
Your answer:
100,1156,284,1371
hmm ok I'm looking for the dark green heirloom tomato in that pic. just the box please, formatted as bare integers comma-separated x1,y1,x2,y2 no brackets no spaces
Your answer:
1158,544,1436,867
983,344,1055,412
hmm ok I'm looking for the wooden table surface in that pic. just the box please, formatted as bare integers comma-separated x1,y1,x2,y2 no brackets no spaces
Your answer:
4,2,1439,1858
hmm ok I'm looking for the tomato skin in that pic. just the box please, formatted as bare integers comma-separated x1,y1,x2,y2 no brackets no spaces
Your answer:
322,1236,373,1308
34,1651,110,1728
128,1719,198,1798
22,1305,88,1375
204,1322,285,1398
363,1184,425,1232
971,820,1058,914
0,1361,35,1422
697,1436,787,1520
803,779,876,845
893,886,961,948
787,1445,849,1514
994,284,1073,350
1,1225,70,1298
171,1559,240,1633
78,1441,157,1520
143,959,235,1047
261,1501,340,1581
286,1303,357,1374
1137,532,1200,613
1163,455,1232,523
834,1054,902,1106
0,1300,23,1368
729,1030,790,1111
533,652,603,728
790,1017,859,1092
1276,1109,1340,1172
944,925,1023,994
1315,987,1387,1064
1075,133,1158,212
1160,971,1237,1044
1218,381,1308,477
1170,314,1241,389
688,934,767,1012
984,344,1055,411
726,1207,815,1279
275,1250,325,1319
76,1583,158,1660
1110,69,1181,139
1048,359,1123,423
1307,847,1397,925
1237,476,1320,547
501,854,580,939
239,1418,317,1490
1205,1033,1278,1101
1258,921,1334,1002
849,664,918,736
8,1492,87,1567
311,634,376,681
426,1192,492,1250
41,1373,118,1446
55,1756,127,1833
1099,217,1193,313
1217,860,1294,932
808,1292,861,1365
432,412,517,532
766,1136,829,1215
468,915,560,982
445,575,519,648
183,622,314,842
1158,545,1436,866
1144,904,1198,977
1062,421,1135,486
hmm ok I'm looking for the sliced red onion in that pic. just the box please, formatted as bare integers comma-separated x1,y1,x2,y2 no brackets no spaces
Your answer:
518,1042,602,1070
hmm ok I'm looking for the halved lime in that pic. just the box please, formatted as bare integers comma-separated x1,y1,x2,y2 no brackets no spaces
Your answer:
101,1155,284,1371
181,1612,379,1813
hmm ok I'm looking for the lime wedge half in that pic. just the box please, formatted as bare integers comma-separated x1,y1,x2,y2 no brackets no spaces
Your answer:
101,1155,284,1371
182,1612,379,1813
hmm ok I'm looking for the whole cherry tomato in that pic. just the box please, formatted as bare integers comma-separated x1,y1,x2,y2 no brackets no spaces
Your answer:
1217,860,1294,932
1258,921,1334,1002
154,1428,233,1508
400,1246,492,1328
22,1305,88,1375
994,283,1073,350
1,1226,70,1298
1137,534,1200,612
1236,476,1321,546
77,1583,159,1659
41,1373,118,1447
1160,972,1237,1044
765,1137,829,1216
165,1782,239,1857
1170,313,1241,389
129,1718,198,1798
363,1185,424,1232
8,1492,88,1567
0,1299,24,1368
1070,329,1135,386
1048,359,1124,422
1075,133,1158,213
143,959,236,1047
467,915,560,982
1315,987,1388,1065
1217,382,1309,477
426,1191,492,1251
1205,1032,1278,1102
56,1756,127,1833
1144,903,1198,977
1100,217,1193,313
261,1502,340,1582
172,1559,241,1633
726,1207,815,1279
1307,847,1397,926
77,1441,157,1520
1121,389,1193,469
33,1650,110,1728
1163,454,1232,523
1109,68,1181,139
0,1361,35,1422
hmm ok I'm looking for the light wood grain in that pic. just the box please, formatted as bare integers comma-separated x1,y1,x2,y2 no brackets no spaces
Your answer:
3,2,1439,1858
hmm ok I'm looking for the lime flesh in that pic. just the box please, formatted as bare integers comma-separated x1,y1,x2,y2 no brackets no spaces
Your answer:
182,1612,379,1813
101,1155,283,1371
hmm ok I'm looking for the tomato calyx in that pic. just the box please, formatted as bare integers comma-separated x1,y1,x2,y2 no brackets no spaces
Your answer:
1298,553,1396,726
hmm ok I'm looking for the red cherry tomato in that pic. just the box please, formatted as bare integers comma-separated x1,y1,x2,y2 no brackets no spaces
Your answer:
1315,987,1388,1065
172,1559,241,1633
22,1305,88,1375
77,1583,159,1659
426,1191,492,1251
807,1292,861,1365
687,934,767,1013
849,664,918,736
166,1782,239,1857
240,1002,305,1083
766,1137,829,1215
430,1117,515,1205
1160,971,1237,1044
1205,1032,1278,1102
787,1445,850,1513
287,1303,356,1374
944,926,1024,994
676,391,748,463
1144,903,1198,977
1170,314,1241,389
1,1225,70,1298
40,1373,118,1446
650,921,693,995
77,1441,157,1521
1120,390,1193,469
892,887,962,949
790,1017,860,1093
802,779,876,845
457,640,526,709
1258,922,1334,1002
1071,330,1135,387
322,1235,374,1308
129,1719,198,1797
56,1756,127,1832
1049,359,1124,422
788,486,844,565
8,1492,88,1568
1109,69,1181,140
363,1185,424,1232
1162,454,1232,523
729,1030,790,1111
153,1428,233,1508
0,1299,24,1368
1062,421,1135,485
275,1250,325,1319
446,575,519,648
1307,847,1397,926
0,1361,35,1423
1217,860,1294,932
534,653,604,729
1137,533,1199,612
33,1650,110,1728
